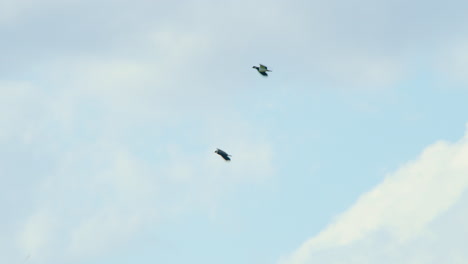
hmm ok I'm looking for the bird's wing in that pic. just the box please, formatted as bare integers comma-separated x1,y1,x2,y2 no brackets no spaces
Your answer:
259,64,268,70
260,71,268,76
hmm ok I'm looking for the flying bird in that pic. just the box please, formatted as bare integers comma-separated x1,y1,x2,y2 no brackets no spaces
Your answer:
215,148,231,161
252,64,272,76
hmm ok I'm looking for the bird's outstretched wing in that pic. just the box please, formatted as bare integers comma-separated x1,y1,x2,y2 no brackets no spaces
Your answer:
216,149,226,155
259,64,268,70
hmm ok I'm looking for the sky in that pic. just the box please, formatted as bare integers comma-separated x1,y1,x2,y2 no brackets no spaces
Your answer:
1,0,468,263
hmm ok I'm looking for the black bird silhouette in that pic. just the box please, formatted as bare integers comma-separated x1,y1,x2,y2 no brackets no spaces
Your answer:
215,148,231,161
252,64,272,76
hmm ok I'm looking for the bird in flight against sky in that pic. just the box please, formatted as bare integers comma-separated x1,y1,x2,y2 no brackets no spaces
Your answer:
215,148,232,161
252,64,272,77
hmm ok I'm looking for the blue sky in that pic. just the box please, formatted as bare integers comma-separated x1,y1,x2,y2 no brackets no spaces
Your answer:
2,0,468,263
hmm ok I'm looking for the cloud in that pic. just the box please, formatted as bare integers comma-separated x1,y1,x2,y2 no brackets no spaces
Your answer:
436,38,468,85
318,53,404,90
0,81,45,143
2,39,275,263
3,0,468,263
12,143,157,262
0,0,80,26
281,124,468,264
17,210,58,261
1,0,413,91
11,131,274,263
67,205,143,257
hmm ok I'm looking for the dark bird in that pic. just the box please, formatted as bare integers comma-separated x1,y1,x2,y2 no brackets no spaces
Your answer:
252,64,272,76
215,148,232,161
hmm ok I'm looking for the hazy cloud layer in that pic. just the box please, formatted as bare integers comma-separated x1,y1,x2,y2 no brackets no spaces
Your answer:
2,0,468,263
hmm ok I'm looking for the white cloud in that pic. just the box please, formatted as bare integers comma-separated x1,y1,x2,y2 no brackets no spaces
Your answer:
67,206,143,257
12,135,274,263
17,210,58,261
281,124,468,264
3,43,275,262
13,143,155,262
